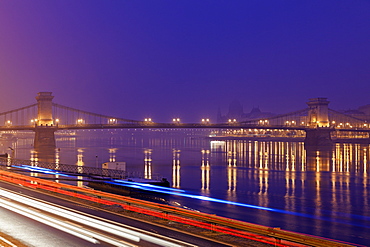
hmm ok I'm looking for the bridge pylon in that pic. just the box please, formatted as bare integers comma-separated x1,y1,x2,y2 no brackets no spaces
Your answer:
307,98,330,128
305,97,333,148
34,92,57,149
35,92,54,126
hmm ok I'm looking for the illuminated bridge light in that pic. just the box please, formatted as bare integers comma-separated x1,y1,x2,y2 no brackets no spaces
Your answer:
77,119,84,125
172,118,180,123
108,118,117,124
144,118,152,122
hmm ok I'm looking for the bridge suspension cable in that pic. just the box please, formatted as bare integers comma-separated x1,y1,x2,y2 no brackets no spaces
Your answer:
328,109,368,128
52,103,141,125
241,108,310,126
0,104,38,126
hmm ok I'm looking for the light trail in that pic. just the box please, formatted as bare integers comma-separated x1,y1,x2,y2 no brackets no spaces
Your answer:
9,164,370,229
11,165,73,177
0,170,356,247
0,235,18,247
0,197,101,245
0,187,189,247
110,179,370,227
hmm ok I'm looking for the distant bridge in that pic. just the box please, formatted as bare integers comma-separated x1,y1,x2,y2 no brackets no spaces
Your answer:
0,92,369,147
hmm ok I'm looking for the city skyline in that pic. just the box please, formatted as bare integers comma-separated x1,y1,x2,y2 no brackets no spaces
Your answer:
0,1,369,122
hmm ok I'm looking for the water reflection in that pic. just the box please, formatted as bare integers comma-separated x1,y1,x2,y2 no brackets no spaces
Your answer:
34,145,56,164
109,148,117,162
218,140,370,173
144,149,152,179
201,149,210,191
172,149,180,188
30,150,38,182
23,136,370,184
77,148,84,187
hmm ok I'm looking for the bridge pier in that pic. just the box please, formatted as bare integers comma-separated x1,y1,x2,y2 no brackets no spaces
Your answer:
304,128,333,149
34,127,57,149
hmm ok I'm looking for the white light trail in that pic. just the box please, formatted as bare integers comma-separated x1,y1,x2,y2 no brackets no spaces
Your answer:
0,197,101,245
0,235,18,247
0,188,188,247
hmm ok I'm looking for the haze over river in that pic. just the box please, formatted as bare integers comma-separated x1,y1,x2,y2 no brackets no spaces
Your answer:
3,129,370,246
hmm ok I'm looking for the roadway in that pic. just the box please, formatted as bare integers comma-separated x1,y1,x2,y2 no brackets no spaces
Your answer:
2,123,369,134
0,122,310,131
0,181,233,247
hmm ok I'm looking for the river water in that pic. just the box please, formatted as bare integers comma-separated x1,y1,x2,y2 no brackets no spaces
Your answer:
3,129,370,246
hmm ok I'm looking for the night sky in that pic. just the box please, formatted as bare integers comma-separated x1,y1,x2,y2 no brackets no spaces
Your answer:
0,1,369,122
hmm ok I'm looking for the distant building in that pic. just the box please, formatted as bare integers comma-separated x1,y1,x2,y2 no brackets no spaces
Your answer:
217,100,275,123
342,104,370,122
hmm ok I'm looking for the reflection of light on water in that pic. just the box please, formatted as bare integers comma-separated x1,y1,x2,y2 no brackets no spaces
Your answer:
210,140,225,152
227,167,236,193
172,149,180,188
30,150,38,183
201,149,210,191
364,148,368,175
109,148,117,162
144,149,152,179
285,170,296,212
227,149,236,193
258,170,268,196
77,149,84,188
55,148,60,183
254,141,258,167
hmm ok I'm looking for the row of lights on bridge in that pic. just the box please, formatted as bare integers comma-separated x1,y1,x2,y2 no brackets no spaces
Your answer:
4,119,369,128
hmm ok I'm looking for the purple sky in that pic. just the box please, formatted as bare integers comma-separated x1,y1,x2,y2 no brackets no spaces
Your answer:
0,1,369,122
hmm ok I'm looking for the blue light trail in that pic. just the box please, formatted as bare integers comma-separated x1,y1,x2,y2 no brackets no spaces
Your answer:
109,179,370,228
9,164,370,228
11,165,73,177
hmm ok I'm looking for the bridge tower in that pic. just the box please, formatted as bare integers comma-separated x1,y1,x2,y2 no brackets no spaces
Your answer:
36,92,54,126
305,97,333,148
307,98,330,128
34,92,56,149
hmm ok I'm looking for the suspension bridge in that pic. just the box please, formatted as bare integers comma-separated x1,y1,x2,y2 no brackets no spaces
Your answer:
0,92,369,148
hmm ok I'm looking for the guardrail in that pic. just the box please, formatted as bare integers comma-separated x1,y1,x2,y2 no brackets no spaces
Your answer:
0,168,359,247
0,158,162,180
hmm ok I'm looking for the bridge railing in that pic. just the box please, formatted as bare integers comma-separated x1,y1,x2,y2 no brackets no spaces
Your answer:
0,158,161,180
